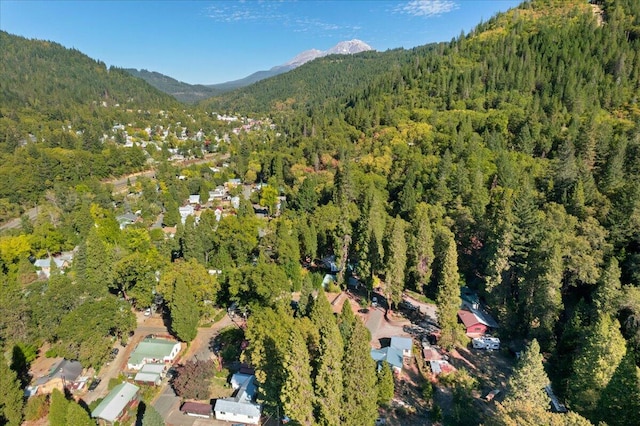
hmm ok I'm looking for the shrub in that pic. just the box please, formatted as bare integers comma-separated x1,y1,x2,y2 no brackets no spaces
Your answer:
24,394,49,421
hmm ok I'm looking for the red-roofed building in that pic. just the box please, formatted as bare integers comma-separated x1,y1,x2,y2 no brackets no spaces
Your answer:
457,309,497,336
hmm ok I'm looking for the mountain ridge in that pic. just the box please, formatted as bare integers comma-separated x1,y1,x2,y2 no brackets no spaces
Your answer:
124,39,373,103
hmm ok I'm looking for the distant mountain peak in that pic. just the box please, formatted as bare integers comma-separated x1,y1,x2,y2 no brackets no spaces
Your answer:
326,39,373,55
281,39,373,69
283,49,324,68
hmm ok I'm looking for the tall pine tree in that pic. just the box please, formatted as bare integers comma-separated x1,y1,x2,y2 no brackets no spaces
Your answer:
435,227,463,349
568,314,627,421
341,320,378,426
505,339,550,408
310,290,344,426
169,276,200,342
384,216,407,308
280,328,314,426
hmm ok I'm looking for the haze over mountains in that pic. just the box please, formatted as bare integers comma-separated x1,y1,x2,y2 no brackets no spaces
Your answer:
125,39,373,104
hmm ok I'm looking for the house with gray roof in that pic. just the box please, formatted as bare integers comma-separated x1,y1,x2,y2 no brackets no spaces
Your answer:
91,382,139,424
33,253,73,279
34,359,84,394
214,375,261,425
371,346,404,373
390,336,413,357
133,363,165,385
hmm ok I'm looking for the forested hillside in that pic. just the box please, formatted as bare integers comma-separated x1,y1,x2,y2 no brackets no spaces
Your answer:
201,48,416,114
1,1,640,425
123,68,219,104
0,31,225,215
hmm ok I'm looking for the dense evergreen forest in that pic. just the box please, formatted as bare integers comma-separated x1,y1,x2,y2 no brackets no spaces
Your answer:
2,0,640,425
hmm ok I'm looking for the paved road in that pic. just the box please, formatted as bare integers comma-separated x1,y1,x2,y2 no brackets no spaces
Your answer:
83,313,170,405
152,315,235,426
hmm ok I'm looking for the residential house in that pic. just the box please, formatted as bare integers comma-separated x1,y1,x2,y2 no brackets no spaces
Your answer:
422,344,444,363
179,205,195,224
91,382,139,425
208,186,227,201
390,336,413,357
370,347,404,373
188,194,201,205
230,373,253,389
33,250,74,279
545,385,568,413
34,359,84,394
214,375,261,425
116,212,139,229
133,363,165,385
225,178,242,190
458,308,499,337
127,338,181,370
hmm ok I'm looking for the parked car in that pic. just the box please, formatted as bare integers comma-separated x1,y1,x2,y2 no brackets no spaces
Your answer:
88,378,101,391
144,307,152,316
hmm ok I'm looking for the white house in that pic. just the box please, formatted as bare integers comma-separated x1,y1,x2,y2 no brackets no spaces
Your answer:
208,186,227,201
179,205,195,224
214,375,261,425
127,338,181,371
188,195,200,205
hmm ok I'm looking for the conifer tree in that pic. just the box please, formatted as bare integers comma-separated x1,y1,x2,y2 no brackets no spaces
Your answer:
376,361,394,407
48,388,69,426
181,215,205,264
0,358,23,426
596,350,640,425
341,321,378,426
276,218,302,290
298,274,314,317
310,290,343,426
435,227,463,349
593,257,622,315
82,228,112,296
353,183,387,288
384,216,407,308
408,203,435,294
280,328,314,426
65,400,93,426
568,314,627,420
505,339,550,408
338,299,355,345
169,276,199,342
142,403,165,426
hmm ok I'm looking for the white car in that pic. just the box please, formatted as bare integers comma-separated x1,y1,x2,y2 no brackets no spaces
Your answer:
144,308,152,316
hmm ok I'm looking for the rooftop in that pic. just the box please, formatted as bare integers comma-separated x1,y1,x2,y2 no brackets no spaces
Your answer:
371,347,403,371
390,336,413,352
128,338,179,366
91,382,139,422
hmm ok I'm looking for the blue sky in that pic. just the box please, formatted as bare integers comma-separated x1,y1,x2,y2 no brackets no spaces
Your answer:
0,1,521,85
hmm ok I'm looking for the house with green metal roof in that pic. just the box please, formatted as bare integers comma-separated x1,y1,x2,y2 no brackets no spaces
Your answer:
127,338,181,370
91,382,139,424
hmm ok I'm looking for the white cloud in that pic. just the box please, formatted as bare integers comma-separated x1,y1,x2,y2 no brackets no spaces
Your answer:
396,0,457,17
